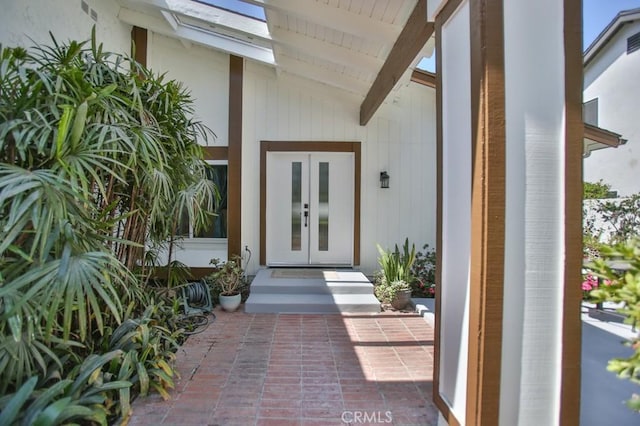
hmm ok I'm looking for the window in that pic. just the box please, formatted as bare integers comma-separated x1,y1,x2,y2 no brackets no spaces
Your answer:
177,161,227,239
628,31,640,54
583,98,598,127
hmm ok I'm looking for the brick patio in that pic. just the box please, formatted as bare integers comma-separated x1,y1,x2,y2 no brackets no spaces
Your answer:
128,308,437,426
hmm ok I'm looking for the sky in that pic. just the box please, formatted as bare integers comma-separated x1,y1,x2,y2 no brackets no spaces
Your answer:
584,0,640,49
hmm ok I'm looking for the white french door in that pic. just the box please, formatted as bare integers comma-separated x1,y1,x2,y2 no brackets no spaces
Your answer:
266,152,354,266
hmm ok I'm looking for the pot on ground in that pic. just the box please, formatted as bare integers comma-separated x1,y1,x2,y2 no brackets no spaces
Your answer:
391,289,412,310
219,293,242,312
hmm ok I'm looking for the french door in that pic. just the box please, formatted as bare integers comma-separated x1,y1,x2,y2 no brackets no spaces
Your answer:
266,152,354,266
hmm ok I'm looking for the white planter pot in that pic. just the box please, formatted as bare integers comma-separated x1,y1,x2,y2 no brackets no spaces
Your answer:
219,293,242,312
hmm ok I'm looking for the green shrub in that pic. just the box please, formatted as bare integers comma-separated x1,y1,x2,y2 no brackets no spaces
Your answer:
584,180,612,199
586,239,640,411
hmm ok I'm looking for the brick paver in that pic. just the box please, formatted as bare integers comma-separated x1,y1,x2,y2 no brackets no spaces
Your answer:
128,308,437,426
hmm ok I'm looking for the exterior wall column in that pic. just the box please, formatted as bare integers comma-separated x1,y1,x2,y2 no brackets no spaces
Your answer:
429,0,583,424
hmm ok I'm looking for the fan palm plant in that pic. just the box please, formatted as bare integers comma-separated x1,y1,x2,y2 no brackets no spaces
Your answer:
0,30,217,418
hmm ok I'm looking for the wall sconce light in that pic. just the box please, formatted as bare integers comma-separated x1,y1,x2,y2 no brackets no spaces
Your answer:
380,171,390,189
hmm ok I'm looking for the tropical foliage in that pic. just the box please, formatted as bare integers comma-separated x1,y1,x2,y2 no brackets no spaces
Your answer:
585,240,640,411
0,32,216,422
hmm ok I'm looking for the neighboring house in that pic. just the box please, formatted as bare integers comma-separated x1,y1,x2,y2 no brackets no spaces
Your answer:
0,0,437,277
583,8,640,196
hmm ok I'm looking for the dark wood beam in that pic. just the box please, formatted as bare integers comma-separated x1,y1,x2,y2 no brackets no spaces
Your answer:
228,55,243,259
131,26,148,67
410,68,436,88
359,0,434,125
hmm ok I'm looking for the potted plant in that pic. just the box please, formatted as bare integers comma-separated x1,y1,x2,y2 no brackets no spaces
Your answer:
208,256,245,311
374,238,416,310
375,280,412,310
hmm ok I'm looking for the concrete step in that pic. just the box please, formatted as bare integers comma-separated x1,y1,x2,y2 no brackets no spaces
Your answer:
249,279,375,295
244,293,381,314
244,268,381,314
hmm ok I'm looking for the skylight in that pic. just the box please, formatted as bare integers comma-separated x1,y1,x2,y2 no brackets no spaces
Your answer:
194,0,266,21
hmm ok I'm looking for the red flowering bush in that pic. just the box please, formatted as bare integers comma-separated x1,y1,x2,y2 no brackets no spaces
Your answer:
410,244,436,298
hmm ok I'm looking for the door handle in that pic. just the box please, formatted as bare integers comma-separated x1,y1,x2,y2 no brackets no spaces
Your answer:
303,203,309,227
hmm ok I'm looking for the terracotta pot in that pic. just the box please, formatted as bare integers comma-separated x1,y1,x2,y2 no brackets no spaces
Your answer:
219,293,242,312
391,289,412,310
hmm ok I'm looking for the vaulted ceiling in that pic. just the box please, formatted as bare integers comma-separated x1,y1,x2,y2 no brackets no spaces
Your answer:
116,0,435,124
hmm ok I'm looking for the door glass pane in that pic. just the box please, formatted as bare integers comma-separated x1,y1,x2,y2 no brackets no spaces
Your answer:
318,162,329,251
291,162,302,251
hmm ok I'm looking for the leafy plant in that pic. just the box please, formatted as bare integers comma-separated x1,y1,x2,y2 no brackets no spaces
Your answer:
107,304,179,401
0,31,214,420
374,280,411,304
584,180,612,199
207,255,246,296
0,350,131,425
376,238,416,285
585,239,640,411
585,194,640,246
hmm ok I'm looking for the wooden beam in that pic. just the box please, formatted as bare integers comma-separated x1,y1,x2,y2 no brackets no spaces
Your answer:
131,26,148,67
359,0,434,125
410,68,436,88
561,0,584,423
466,0,506,421
228,55,243,259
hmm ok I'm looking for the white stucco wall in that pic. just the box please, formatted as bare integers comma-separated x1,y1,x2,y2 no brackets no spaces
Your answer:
0,0,130,55
243,63,438,275
144,36,437,272
584,20,640,196
147,34,230,146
